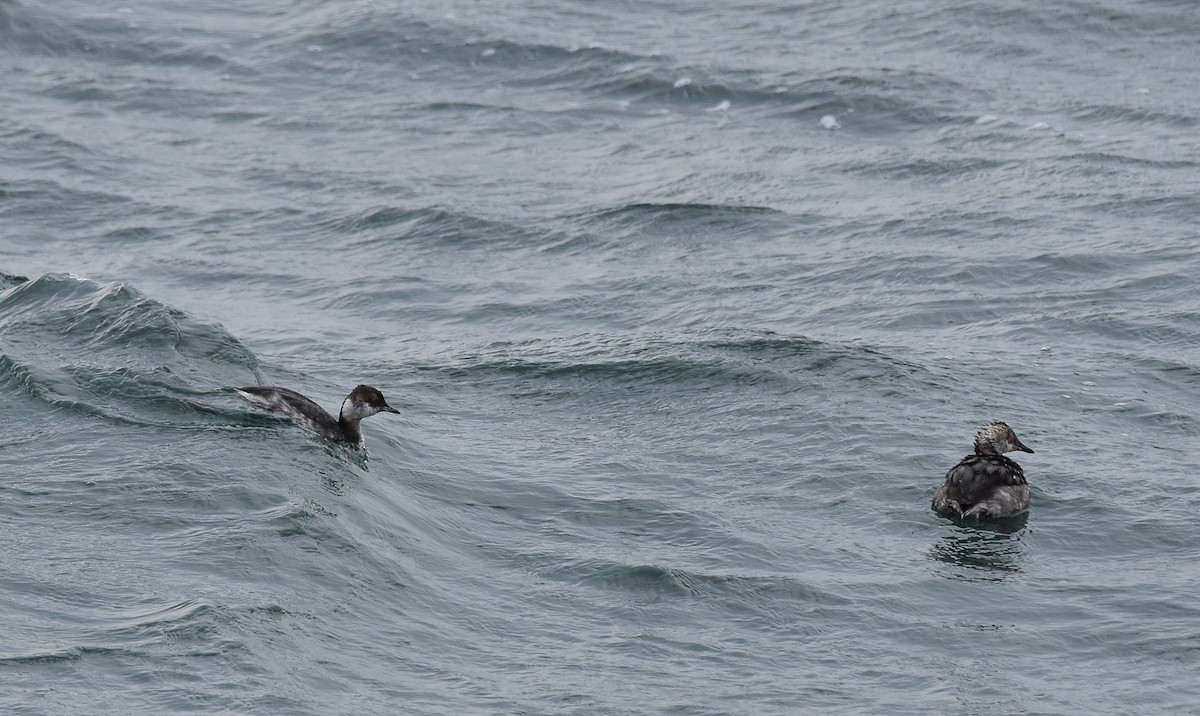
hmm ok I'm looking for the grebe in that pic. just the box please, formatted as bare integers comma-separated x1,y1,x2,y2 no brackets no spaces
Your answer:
237,384,399,448
932,421,1035,520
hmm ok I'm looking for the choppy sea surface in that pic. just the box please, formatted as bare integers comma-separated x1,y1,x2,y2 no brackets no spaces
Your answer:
2,1,1199,713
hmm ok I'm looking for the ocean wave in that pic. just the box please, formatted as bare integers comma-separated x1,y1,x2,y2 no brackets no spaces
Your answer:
0,178,135,219
318,205,530,250
1069,104,1199,130
0,273,259,422
843,156,1009,182
272,7,646,80
540,201,796,254
533,556,849,607
440,350,778,390
580,201,785,225
0,1,252,74
263,4,970,129
414,330,920,396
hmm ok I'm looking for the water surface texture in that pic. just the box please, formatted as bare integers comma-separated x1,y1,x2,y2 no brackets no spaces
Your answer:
2,1,1199,714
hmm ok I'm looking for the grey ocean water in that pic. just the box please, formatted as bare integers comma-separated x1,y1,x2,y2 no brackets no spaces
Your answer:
2,1,1199,713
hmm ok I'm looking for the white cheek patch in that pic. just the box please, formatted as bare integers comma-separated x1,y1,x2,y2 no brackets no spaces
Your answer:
340,398,377,421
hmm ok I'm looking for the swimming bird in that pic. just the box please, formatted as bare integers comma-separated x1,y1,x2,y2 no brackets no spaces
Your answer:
236,384,399,448
932,421,1035,520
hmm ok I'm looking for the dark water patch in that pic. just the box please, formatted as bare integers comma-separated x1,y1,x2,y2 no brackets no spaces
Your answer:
429,335,790,396
417,331,935,411
567,202,794,247
397,98,620,139
35,77,120,104
532,558,854,619
546,202,798,255
699,329,923,379
452,351,778,393
1070,104,1198,129
846,156,1010,182
1027,250,1143,277
583,201,784,225
421,100,523,114
101,225,167,244
317,205,544,252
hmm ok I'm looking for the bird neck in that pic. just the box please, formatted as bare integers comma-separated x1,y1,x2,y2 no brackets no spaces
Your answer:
338,414,364,446
973,439,999,456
